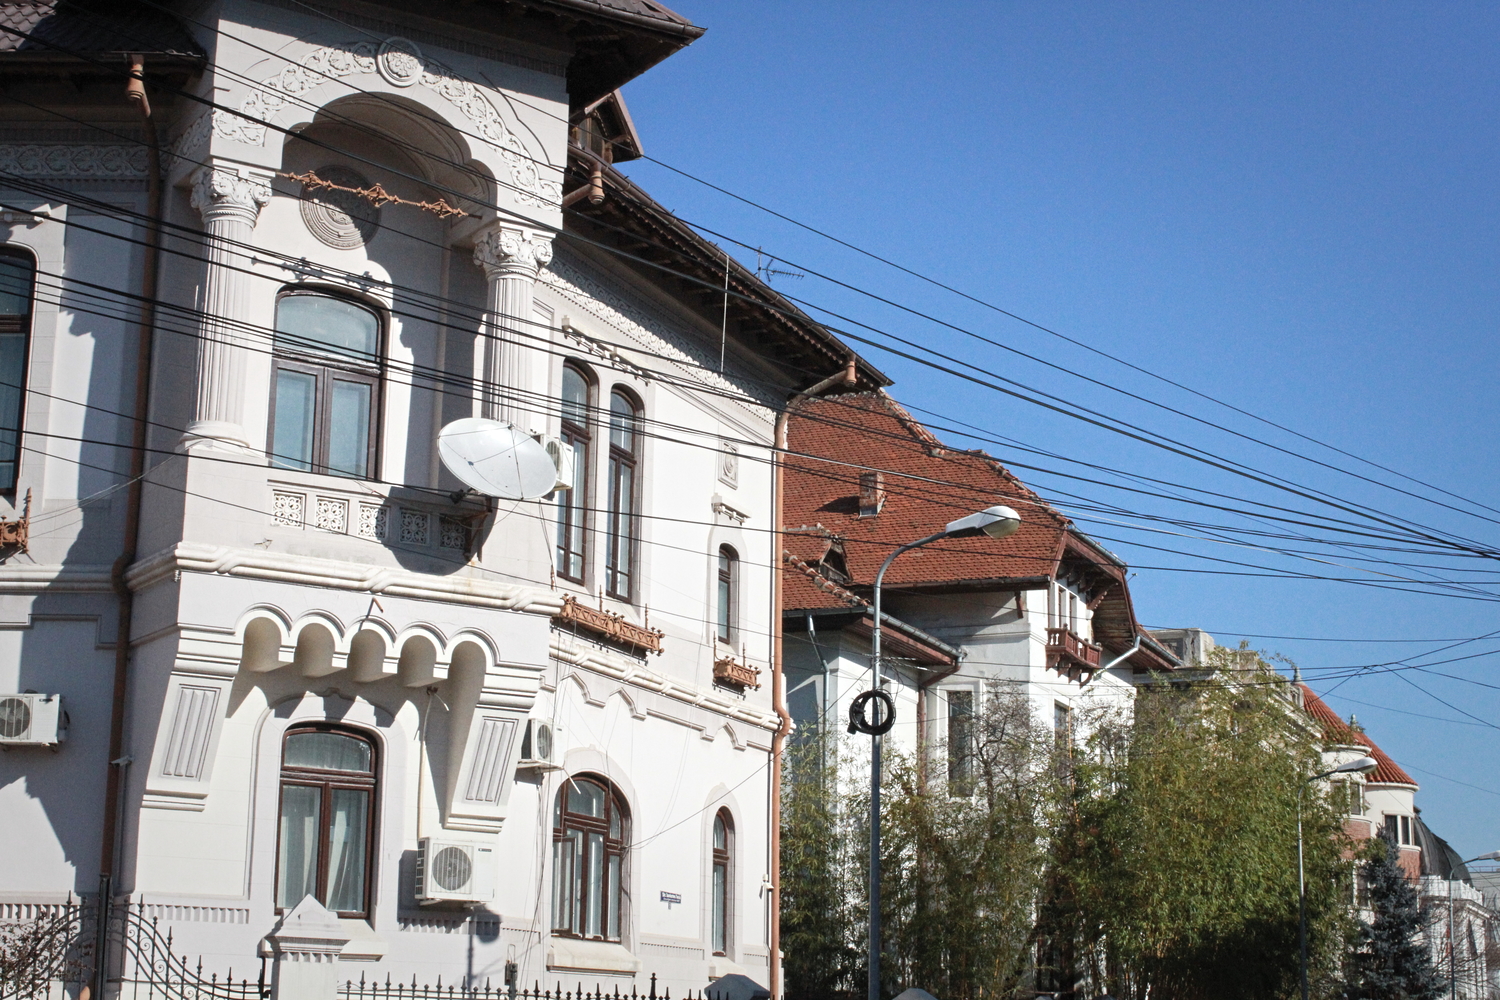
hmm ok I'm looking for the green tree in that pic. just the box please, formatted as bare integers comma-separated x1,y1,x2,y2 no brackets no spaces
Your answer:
781,724,862,1000
1345,827,1442,1000
880,684,1064,999
1060,650,1357,1000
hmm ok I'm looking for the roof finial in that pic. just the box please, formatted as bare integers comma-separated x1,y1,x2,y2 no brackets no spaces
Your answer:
1292,661,1302,684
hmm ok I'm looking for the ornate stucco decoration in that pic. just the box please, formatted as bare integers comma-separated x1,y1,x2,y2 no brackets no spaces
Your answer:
189,167,272,226
377,37,423,88
0,145,148,179
213,39,562,208
472,224,553,278
544,254,776,421
298,164,380,249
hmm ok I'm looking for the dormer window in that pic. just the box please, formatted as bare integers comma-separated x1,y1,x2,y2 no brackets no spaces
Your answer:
817,539,851,584
572,115,613,162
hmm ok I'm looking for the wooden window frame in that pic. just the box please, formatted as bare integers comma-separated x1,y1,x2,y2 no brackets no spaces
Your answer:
273,724,379,920
711,809,733,956
605,389,640,602
551,775,629,942
556,362,593,584
268,290,383,480
947,689,975,795
716,545,738,644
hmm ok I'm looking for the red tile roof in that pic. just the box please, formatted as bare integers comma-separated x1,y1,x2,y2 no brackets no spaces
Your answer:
784,392,1172,668
1300,685,1417,787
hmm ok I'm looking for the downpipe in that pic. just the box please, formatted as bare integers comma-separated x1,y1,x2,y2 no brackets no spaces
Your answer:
97,53,163,998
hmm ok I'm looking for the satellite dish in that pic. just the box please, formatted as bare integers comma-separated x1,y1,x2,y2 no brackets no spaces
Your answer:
437,418,559,500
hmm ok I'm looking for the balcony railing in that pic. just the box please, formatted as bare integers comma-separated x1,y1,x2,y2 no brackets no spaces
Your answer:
713,655,761,691
1046,626,1102,680
553,595,664,655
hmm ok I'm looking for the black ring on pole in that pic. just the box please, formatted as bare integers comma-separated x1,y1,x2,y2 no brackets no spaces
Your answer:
847,689,896,736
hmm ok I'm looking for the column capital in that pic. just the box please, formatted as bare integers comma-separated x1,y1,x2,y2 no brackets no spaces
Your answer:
472,223,554,279
190,165,272,227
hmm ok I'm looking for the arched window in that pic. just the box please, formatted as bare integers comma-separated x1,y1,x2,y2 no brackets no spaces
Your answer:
716,545,737,644
711,809,733,956
556,364,592,581
269,290,381,478
552,775,628,941
0,251,34,492
605,389,640,600
275,725,378,918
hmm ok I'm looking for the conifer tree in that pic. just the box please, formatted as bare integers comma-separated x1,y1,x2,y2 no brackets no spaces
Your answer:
1345,827,1443,1000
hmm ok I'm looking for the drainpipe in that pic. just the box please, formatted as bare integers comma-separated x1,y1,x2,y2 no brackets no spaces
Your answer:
1101,635,1143,673
99,52,162,922
769,357,857,997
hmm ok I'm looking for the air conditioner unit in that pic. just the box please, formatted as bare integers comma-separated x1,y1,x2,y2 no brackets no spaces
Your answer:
534,435,576,494
0,693,64,746
415,837,496,904
517,718,559,771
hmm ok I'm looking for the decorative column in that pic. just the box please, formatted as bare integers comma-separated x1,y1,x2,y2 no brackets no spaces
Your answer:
472,223,553,431
183,164,271,452
266,896,350,1000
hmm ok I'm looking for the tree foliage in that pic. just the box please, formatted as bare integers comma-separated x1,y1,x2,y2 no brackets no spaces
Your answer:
881,686,1063,999
1060,654,1356,999
779,648,1362,1000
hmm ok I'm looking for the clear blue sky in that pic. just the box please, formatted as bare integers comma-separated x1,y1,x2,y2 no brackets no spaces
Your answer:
617,1,1500,857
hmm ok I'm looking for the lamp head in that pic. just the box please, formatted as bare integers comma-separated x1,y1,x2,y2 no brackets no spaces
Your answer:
1333,756,1379,776
943,504,1022,540
1473,851,1500,863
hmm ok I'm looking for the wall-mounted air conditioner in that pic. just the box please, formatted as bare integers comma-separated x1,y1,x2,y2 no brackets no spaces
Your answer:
0,693,64,746
517,718,559,771
416,837,496,904
534,435,576,494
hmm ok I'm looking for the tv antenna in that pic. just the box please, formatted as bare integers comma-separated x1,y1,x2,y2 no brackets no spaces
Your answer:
755,248,803,284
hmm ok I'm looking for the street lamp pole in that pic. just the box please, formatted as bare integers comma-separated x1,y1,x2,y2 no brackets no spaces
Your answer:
859,505,1020,1000
1299,756,1378,1000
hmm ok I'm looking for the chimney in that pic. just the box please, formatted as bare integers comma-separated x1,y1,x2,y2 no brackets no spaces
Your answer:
858,472,885,517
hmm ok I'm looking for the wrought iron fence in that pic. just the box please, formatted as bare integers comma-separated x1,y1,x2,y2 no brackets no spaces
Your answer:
0,897,93,1000
0,896,266,1000
340,972,701,1000
4,897,704,1000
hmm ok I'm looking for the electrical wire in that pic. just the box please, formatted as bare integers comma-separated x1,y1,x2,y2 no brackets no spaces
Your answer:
12,20,1500,573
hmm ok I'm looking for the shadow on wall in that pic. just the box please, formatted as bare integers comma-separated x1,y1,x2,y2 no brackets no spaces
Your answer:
3,204,155,894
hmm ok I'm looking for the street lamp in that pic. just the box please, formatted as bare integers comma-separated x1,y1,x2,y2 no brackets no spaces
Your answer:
1448,850,1500,1000
855,505,1021,1000
1299,755,1378,1000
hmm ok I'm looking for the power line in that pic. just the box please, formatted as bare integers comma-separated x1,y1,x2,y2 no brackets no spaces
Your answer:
16,182,1489,578
18,18,1500,571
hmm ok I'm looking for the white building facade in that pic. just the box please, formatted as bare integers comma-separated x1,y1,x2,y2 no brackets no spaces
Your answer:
0,1,882,994
778,392,1179,773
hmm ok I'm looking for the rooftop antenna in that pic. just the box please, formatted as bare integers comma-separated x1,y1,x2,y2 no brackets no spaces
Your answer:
755,247,803,284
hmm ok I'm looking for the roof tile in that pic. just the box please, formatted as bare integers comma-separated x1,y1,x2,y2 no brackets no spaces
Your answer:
1301,684,1417,786
0,2,203,58
784,392,1172,667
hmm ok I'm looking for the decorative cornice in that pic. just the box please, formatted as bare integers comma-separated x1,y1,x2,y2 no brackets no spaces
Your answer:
473,224,554,278
0,564,114,593
125,542,563,616
189,167,272,226
542,251,779,419
216,38,562,208
551,634,778,732
0,145,148,180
